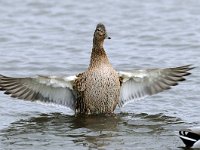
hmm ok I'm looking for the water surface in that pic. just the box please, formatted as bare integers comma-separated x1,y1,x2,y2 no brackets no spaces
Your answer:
0,0,200,149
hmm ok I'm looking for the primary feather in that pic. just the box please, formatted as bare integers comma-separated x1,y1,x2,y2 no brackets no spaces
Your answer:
118,65,194,107
0,75,77,110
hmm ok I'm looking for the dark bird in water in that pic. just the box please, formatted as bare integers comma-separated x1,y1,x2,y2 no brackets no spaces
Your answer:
179,126,200,148
0,23,194,115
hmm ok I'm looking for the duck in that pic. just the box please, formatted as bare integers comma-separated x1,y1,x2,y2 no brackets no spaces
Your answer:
179,126,200,148
0,23,194,115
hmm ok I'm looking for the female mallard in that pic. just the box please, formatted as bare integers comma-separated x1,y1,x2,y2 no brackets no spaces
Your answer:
0,23,194,115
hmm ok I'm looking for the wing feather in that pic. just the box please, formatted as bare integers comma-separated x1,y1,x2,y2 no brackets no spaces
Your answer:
118,65,194,107
0,74,77,110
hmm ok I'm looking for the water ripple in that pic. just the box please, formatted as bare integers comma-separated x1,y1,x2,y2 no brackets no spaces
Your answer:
0,0,200,149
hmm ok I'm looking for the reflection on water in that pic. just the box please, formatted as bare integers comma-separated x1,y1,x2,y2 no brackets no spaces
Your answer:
1,113,185,149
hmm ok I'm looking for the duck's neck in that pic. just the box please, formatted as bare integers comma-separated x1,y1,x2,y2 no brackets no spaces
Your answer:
89,38,110,68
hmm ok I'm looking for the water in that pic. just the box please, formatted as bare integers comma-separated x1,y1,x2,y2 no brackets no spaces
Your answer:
0,0,200,149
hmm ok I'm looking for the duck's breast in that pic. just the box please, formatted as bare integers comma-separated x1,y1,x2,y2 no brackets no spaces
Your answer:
84,65,120,113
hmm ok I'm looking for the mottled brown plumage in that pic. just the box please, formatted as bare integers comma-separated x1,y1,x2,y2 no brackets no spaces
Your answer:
0,23,194,115
74,24,120,114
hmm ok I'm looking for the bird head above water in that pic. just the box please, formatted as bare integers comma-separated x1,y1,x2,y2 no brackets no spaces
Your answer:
93,23,111,48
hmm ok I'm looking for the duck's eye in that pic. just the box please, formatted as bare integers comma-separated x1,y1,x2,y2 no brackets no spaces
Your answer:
96,28,101,32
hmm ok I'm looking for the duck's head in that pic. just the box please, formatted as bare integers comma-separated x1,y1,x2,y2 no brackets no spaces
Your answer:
93,23,111,42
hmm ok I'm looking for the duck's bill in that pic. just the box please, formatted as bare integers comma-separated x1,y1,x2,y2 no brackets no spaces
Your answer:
105,33,111,39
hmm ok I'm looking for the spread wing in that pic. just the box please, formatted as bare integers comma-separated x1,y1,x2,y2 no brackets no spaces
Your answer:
0,74,77,110
118,65,194,107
